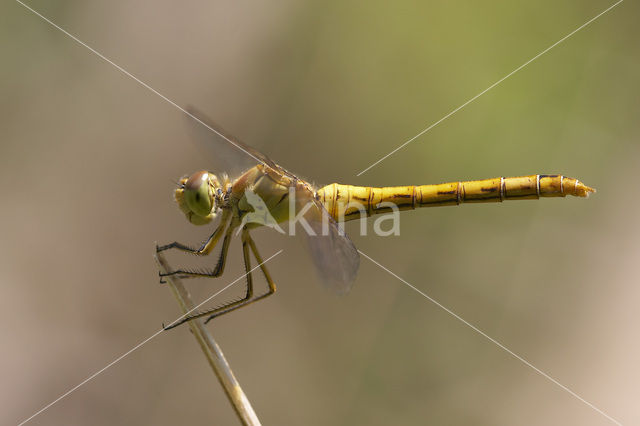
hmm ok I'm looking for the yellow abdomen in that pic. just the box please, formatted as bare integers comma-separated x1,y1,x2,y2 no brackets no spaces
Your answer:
316,174,595,222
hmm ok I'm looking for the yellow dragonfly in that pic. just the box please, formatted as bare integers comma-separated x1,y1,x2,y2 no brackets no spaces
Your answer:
158,108,595,330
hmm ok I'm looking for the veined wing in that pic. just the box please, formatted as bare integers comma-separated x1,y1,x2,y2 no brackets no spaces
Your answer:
184,106,360,293
183,106,282,178
303,197,360,295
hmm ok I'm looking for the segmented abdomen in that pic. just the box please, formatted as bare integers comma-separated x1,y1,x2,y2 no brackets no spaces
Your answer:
316,174,594,221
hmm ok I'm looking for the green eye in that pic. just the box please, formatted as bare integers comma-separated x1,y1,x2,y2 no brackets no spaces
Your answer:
184,171,213,217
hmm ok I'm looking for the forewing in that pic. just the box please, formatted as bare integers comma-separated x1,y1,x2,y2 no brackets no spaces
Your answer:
183,106,280,177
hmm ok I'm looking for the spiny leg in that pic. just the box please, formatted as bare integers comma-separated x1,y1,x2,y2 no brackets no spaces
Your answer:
163,228,277,330
203,229,277,323
164,227,254,330
160,221,238,280
157,211,231,255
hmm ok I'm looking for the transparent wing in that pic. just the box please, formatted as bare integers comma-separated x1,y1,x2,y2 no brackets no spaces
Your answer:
183,106,279,178
303,199,360,294
184,106,360,292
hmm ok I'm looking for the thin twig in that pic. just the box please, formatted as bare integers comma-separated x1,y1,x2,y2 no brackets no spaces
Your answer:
155,252,261,426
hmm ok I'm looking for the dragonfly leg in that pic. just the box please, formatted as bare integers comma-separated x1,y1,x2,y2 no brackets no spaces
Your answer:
163,228,277,330
160,221,237,280
156,211,231,255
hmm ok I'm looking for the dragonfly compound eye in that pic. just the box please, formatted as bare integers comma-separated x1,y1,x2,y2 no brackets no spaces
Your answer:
184,171,214,218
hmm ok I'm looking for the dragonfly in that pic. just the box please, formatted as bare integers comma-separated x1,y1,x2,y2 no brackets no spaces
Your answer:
158,107,595,330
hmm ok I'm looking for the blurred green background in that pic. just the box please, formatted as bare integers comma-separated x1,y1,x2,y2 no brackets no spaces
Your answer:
1,1,638,425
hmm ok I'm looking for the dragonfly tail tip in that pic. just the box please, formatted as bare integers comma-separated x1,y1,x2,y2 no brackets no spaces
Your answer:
575,181,596,197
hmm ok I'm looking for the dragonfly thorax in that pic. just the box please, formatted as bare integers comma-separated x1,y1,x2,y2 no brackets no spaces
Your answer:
174,170,226,226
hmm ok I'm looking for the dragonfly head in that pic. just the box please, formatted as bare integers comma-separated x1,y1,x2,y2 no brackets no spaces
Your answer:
174,170,222,225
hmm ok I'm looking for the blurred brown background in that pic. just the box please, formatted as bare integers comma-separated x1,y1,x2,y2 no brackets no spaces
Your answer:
2,1,638,425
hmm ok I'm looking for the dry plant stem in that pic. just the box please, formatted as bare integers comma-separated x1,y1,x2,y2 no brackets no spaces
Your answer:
155,252,261,426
